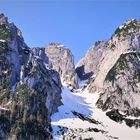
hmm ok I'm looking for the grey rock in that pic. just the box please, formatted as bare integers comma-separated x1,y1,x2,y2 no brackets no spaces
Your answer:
76,40,107,80
45,43,79,89
96,52,140,117
0,13,8,24
24,54,62,115
88,19,140,93
87,19,140,118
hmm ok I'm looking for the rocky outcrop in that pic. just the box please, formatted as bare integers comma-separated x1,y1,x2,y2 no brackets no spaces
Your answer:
96,52,140,116
88,19,140,118
76,41,107,80
88,19,140,93
45,43,79,89
0,14,62,139
32,47,49,65
106,109,140,128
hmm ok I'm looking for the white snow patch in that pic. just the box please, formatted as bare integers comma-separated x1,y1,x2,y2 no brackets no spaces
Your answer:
119,25,124,29
0,39,6,42
44,63,51,70
0,107,9,111
51,82,140,140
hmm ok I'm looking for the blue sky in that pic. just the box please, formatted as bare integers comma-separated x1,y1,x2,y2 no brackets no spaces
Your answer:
0,0,140,63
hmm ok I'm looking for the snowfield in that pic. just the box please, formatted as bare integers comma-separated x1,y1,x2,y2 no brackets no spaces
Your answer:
51,81,140,140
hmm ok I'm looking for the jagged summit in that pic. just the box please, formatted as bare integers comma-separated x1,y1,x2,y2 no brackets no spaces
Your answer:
113,18,140,38
46,43,79,89
48,43,65,48
0,13,24,42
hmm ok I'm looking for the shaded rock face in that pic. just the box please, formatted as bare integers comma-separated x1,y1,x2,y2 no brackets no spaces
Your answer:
76,41,107,80
45,43,79,89
25,55,62,115
0,14,62,139
90,19,140,118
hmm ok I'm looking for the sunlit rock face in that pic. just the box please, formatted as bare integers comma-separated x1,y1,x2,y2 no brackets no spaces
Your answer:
89,19,140,93
86,19,140,117
45,43,79,89
0,13,62,139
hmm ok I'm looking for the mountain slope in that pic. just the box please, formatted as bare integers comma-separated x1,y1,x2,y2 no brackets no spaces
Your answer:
0,14,62,139
88,19,140,93
96,52,140,120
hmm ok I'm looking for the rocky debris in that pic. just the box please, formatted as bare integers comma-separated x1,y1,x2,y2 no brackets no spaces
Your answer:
106,109,140,128
45,43,79,89
0,13,62,139
88,19,140,93
56,126,118,140
106,109,125,123
76,40,107,80
71,111,103,126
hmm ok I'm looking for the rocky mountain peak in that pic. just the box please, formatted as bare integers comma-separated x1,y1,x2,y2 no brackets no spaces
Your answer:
46,43,79,89
113,19,140,39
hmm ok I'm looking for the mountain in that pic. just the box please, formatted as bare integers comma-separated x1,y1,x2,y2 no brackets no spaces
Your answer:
85,19,140,119
1,13,140,140
88,19,140,93
0,13,62,139
45,43,79,89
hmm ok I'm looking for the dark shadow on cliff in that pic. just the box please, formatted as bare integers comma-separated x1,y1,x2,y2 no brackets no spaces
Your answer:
76,65,93,80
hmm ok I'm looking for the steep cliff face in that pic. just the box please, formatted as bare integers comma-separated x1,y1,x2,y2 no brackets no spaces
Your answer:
88,19,140,117
88,19,140,93
45,43,79,89
76,41,107,80
97,52,140,116
32,47,49,64
0,14,62,139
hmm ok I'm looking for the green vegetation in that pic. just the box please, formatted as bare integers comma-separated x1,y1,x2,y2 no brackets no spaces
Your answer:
105,53,135,82
0,24,11,40
0,41,8,53
0,24,11,53
0,83,50,139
